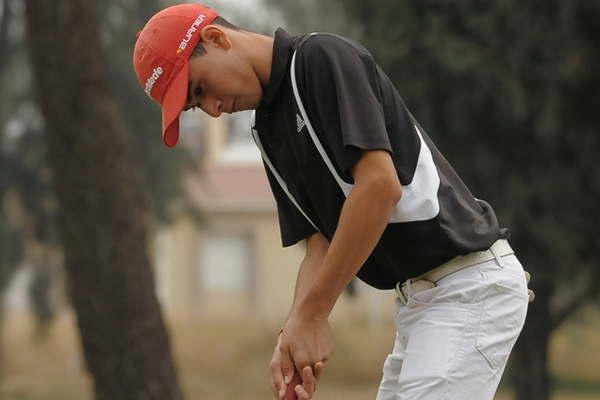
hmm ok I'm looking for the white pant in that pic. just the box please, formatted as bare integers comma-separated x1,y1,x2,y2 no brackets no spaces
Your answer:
376,254,529,400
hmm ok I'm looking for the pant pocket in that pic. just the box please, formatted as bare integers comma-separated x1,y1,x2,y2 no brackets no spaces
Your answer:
407,277,485,307
376,354,403,399
475,282,528,370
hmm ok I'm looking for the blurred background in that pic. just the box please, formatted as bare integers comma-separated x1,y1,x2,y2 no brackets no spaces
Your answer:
1,0,599,399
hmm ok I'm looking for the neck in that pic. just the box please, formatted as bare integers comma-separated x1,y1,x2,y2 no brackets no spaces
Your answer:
236,31,274,89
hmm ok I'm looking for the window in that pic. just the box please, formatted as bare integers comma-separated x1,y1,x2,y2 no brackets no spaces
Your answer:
226,110,254,146
199,233,251,291
220,111,261,163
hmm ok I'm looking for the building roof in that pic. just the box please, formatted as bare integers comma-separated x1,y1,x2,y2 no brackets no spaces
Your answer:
184,162,276,212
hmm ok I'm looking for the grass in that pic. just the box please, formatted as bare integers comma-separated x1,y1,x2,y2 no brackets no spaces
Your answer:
0,307,598,400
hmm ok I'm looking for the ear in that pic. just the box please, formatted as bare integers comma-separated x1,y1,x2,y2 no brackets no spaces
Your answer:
199,25,232,50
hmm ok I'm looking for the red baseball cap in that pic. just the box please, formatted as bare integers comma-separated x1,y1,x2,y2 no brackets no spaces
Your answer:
133,3,218,147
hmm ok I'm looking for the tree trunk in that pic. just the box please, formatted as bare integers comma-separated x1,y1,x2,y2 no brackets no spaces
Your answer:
23,2,183,399
512,284,553,400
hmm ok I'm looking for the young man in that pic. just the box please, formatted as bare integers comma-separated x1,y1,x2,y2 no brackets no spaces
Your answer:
133,3,533,400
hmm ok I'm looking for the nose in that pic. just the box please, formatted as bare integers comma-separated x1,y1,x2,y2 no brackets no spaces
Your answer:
201,97,222,118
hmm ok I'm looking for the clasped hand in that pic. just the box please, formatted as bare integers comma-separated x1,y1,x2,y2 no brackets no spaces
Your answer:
269,314,335,399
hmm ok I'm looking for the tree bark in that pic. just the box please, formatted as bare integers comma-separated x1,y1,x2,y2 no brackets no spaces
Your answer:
550,263,599,328
24,2,183,399
512,284,553,400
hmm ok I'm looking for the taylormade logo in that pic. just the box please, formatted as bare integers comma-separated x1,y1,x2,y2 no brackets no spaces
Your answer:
177,14,207,53
296,114,306,133
144,67,163,97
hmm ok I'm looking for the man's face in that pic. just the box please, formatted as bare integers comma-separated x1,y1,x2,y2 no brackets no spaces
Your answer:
184,26,262,117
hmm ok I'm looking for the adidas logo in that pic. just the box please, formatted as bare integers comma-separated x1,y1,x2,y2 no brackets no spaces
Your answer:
296,114,306,133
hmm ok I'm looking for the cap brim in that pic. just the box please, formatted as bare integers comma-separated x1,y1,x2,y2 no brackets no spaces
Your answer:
161,62,189,147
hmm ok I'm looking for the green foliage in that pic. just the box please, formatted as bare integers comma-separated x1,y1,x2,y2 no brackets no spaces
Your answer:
0,0,37,286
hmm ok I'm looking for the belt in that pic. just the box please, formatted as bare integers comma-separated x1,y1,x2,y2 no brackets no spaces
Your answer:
395,239,516,305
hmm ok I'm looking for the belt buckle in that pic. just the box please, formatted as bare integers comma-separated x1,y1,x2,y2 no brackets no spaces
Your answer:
395,278,436,306
395,280,408,305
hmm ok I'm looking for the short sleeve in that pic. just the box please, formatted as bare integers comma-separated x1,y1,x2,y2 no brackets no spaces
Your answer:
263,162,318,247
297,35,393,181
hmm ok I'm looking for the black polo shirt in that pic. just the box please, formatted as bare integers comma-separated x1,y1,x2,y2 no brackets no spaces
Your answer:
251,28,507,290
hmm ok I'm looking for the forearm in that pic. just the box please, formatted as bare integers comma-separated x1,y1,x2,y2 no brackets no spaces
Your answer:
287,235,329,322
295,183,399,319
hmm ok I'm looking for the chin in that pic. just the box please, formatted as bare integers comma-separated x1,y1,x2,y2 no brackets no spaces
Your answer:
245,99,261,111
235,101,249,112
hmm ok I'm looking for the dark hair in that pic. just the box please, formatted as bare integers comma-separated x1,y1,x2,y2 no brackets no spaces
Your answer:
190,16,241,58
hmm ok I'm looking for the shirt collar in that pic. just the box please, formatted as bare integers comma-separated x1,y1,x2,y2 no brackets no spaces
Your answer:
260,28,297,107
